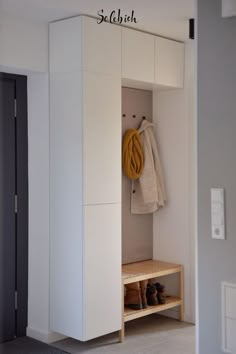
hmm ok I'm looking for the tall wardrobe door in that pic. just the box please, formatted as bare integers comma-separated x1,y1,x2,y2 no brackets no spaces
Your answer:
50,72,83,339
83,204,121,340
83,72,121,205
83,17,121,76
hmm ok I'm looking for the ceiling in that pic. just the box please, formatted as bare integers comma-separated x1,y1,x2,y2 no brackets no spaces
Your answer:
0,0,195,41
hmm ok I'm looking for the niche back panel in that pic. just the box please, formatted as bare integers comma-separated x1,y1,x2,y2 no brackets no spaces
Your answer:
122,87,153,264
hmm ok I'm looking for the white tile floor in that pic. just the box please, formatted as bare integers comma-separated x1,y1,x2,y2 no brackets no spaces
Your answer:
53,315,195,354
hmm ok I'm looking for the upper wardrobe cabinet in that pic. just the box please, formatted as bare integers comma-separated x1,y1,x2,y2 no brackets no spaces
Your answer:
122,27,155,83
155,37,184,88
50,16,121,76
121,28,184,89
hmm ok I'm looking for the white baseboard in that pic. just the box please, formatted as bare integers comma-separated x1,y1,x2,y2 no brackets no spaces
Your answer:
27,326,66,344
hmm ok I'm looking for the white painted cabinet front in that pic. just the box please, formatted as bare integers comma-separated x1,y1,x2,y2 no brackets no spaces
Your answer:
83,204,121,340
50,16,121,76
122,27,155,83
49,16,122,341
155,37,184,88
50,72,84,339
83,72,121,205
83,17,121,75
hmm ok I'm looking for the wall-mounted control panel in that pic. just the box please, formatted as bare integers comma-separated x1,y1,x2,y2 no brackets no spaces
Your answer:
222,0,236,18
211,188,225,240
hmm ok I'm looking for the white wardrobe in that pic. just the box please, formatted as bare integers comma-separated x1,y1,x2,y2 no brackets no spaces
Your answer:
49,15,185,341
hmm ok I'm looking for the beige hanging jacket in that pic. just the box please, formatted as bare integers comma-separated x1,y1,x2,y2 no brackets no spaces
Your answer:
131,120,167,214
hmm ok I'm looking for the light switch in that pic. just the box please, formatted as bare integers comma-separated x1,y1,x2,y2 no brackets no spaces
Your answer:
211,188,225,240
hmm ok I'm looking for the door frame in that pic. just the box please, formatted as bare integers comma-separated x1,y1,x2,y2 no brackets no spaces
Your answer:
0,72,28,338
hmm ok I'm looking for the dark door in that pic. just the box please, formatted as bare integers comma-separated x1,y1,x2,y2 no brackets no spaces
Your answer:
0,73,28,342
0,77,16,342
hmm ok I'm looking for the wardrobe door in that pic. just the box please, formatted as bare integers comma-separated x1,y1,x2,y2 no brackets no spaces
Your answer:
155,37,184,88
122,27,155,83
50,72,84,339
83,204,121,340
83,72,121,205
83,17,121,76
49,15,122,342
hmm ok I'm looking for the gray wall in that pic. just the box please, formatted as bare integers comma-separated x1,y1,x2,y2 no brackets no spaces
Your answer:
197,0,236,353
122,87,153,264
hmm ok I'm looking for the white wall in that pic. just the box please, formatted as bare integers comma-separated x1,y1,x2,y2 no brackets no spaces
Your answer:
153,40,195,323
0,12,48,72
27,74,50,342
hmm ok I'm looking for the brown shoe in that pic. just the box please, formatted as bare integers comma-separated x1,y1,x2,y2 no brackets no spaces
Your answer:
146,280,158,306
124,282,142,310
140,280,148,308
155,282,166,304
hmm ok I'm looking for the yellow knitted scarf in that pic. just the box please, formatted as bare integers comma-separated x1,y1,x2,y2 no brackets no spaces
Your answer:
122,129,144,180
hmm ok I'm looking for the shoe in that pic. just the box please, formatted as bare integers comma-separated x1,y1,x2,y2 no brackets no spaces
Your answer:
155,282,166,304
140,280,148,308
124,282,143,310
146,283,158,306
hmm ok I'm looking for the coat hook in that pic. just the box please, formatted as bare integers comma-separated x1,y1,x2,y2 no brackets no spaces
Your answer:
122,114,126,117
132,115,136,118
142,116,146,120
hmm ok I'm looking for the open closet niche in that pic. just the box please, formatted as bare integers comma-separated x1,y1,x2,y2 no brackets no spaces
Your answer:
122,87,153,264
120,84,188,340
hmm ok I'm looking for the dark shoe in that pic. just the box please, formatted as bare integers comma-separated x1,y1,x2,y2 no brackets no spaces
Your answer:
146,283,158,306
155,282,166,304
124,282,142,310
140,280,148,308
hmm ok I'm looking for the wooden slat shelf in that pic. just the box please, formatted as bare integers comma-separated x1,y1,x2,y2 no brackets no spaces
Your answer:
124,296,181,322
122,260,182,285
119,259,184,343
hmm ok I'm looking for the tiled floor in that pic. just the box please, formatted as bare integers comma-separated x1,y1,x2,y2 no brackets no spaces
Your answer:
53,315,195,354
0,337,68,354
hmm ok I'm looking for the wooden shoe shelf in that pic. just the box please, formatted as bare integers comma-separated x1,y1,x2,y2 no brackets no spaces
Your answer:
119,259,184,342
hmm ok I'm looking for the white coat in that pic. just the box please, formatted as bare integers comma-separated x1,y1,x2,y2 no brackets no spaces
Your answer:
131,120,166,214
